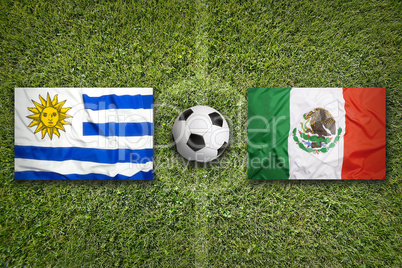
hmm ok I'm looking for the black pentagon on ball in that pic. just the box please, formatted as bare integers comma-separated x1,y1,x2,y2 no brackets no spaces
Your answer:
187,133,205,151
179,109,194,121
208,112,223,127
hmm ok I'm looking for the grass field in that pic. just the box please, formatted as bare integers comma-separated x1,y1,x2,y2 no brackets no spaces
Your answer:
1,0,401,266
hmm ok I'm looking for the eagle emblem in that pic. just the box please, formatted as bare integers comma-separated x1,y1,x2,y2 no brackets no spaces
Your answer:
292,107,342,154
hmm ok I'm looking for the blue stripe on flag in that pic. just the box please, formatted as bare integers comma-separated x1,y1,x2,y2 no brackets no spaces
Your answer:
83,122,153,136
15,170,153,180
83,94,153,110
15,146,152,164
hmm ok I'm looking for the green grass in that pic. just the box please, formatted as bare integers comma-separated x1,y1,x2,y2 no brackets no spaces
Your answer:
1,0,401,266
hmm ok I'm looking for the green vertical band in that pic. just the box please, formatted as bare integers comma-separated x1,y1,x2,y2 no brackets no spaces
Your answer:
248,88,291,179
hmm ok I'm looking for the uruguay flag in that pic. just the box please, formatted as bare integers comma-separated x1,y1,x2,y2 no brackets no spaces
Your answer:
14,88,153,180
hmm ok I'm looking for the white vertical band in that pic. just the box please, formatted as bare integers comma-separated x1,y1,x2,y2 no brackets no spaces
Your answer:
288,88,345,180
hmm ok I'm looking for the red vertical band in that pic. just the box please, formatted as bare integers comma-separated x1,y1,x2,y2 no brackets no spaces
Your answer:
342,88,386,179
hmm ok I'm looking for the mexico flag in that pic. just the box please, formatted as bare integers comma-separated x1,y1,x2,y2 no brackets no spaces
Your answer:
248,88,386,180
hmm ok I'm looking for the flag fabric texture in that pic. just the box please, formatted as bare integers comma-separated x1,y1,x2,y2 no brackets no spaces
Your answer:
248,88,386,180
15,88,153,180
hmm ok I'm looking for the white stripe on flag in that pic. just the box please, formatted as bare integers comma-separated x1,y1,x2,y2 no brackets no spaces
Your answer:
84,109,153,124
15,158,152,177
16,87,153,97
15,108,153,149
288,88,346,180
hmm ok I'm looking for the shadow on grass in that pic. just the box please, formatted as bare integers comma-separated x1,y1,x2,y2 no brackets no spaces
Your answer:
247,178,388,188
14,178,156,188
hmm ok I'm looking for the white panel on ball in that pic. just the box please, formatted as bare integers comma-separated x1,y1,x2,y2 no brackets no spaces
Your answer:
172,120,190,142
186,114,212,136
175,141,197,161
194,147,218,162
203,125,230,149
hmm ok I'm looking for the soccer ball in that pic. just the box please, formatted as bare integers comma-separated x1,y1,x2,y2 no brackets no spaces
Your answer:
172,106,230,162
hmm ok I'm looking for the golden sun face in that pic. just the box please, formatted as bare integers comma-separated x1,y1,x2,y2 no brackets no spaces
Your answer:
40,107,59,128
27,93,72,140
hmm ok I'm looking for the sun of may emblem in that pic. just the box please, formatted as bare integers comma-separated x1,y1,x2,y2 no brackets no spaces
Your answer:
27,93,72,140
292,107,343,154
